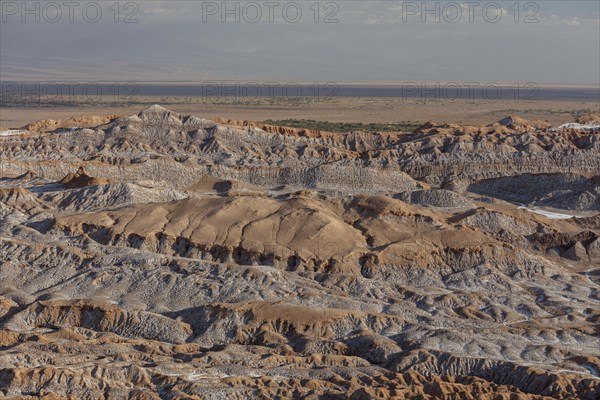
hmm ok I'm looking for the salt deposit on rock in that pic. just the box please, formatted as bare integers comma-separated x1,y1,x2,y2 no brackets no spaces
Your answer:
0,107,598,399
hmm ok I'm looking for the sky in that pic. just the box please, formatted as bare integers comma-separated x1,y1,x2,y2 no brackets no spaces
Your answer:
1,1,599,84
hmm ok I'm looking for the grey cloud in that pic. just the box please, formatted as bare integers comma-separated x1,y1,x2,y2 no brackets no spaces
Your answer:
1,1,598,83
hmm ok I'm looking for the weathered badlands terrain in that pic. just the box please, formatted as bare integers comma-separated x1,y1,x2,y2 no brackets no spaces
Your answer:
0,106,599,399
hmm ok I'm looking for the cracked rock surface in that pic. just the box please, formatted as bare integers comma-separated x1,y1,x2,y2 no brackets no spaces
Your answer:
0,106,599,399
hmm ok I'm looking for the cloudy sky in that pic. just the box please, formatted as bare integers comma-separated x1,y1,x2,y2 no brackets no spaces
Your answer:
1,1,599,84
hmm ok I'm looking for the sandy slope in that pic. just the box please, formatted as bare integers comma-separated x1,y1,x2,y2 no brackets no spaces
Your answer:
0,106,599,399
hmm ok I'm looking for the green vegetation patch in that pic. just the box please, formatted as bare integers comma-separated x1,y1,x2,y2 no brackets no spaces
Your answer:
262,119,422,133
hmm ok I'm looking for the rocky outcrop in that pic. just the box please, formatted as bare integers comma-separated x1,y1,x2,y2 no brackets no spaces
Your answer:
469,174,600,211
22,114,121,133
5,299,192,343
0,107,598,399
395,189,474,208
0,186,51,214
59,166,110,189
2,107,599,195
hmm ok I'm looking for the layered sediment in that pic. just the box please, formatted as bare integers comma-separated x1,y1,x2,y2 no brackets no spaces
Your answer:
0,106,598,399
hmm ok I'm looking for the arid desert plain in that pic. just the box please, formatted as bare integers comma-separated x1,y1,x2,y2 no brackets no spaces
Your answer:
0,93,599,398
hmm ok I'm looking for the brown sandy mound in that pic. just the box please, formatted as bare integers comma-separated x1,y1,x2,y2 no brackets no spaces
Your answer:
22,115,122,133
575,114,600,124
54,192,538,277
54,194,370,271
0,186,50,214
59,167,109,189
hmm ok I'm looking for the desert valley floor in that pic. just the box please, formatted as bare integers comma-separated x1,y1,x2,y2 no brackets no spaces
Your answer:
0,106,599,399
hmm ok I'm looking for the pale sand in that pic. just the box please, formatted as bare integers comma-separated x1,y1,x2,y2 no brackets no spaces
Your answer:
1,96,598,129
